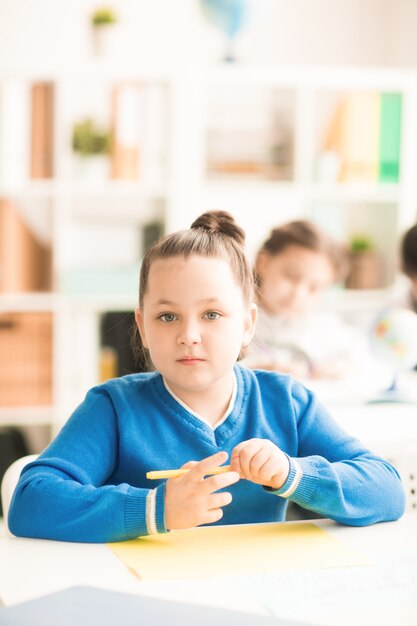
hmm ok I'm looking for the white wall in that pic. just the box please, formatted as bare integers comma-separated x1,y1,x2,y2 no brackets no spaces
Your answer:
384,0,417,67
0,0,399,71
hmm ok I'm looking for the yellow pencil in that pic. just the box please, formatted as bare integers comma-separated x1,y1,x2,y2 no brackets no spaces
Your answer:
146,464,232,480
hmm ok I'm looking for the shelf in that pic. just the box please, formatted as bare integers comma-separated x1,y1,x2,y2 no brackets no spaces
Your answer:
0,293,59,313
0,293,137,313
65,181,168,199
202,180,400,202
1,65,417,430
61,294,137,312
0,181,62,198
308,182,400,204
0,406,55,427
71,199,165,224
0,180,169,200
0,62,415,83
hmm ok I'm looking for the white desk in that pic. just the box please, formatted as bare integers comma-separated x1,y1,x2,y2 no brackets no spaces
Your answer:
304,372,417,461
330,402,417,460
1,515,416,626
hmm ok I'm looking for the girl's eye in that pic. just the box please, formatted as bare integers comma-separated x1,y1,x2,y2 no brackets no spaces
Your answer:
159,313,177,323
204,311,221,321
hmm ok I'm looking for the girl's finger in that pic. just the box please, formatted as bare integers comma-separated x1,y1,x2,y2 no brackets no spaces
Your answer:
180,460,198,470
231,439,256,458
208,491,233,509
230,454,242,476
256,456,279,483
203,470,240,494
202,508,224,525
238,441,263,478
187,450,228,481
231,438,265,476
248,446,271,477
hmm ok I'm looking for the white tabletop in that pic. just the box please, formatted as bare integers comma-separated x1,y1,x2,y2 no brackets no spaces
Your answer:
306,372,417,461
1,514,416,626
329,402,417,460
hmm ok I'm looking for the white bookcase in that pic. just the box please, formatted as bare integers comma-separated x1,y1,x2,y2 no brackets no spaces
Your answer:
1,64,417,434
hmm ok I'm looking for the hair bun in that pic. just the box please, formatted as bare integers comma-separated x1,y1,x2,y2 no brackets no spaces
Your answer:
191,210,245,247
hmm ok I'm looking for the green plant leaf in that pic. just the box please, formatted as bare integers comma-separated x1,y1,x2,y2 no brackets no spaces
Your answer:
71,118,112,157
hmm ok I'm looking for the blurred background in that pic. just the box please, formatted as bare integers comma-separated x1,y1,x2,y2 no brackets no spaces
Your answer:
1,0,417,482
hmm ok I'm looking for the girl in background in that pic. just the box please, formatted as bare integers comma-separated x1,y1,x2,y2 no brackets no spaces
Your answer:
8,212,404,542
244,220,375,380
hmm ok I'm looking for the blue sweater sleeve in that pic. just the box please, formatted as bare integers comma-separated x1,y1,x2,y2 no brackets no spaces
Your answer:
8,388,167,543
271,382,405,525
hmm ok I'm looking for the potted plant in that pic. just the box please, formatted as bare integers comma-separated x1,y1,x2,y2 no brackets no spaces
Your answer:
345,235,383,289
71,118,112,180
91,7,118,57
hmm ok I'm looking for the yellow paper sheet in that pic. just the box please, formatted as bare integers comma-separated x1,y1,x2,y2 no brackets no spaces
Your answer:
108,522,368,581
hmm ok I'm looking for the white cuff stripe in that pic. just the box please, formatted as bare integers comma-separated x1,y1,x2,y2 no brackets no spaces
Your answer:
146,488,158,534
279,459,302,498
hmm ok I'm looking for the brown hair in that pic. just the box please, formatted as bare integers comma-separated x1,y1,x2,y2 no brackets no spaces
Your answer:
401,224,417,277
133,211,253,369
139,210,254,306
255,220,348,283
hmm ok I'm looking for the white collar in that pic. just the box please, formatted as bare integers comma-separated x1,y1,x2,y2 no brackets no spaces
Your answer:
163,372,237,431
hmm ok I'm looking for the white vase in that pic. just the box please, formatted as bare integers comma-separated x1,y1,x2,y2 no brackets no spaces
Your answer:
73,155,109,182
91,25,117,58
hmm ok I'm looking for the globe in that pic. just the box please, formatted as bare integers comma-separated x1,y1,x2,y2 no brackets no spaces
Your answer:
199,0,250,38
371,308,417,371
369,308,417,402
199,0,254,61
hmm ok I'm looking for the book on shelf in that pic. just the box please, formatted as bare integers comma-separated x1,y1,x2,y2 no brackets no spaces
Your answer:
141,82,168,184
323,91,402,184
111,82,142,180
379,93,402,183
324,92,380,183
30,82,54,179
0,199,52,293
0,312,52,407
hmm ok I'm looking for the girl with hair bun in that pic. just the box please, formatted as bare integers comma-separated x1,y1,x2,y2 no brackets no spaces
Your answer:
244,220,375,380
9,211,404,542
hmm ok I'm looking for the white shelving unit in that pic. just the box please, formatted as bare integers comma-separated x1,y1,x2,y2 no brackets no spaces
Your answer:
1,64,417,434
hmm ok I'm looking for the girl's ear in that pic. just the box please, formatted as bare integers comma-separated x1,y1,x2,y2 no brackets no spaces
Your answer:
242,303,258,348
134,308,148,349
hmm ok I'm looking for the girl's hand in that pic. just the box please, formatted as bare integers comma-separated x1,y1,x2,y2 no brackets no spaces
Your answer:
230,439,290,490
164,451,240,531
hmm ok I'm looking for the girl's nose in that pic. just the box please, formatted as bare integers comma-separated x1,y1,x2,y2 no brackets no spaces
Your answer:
291,282,309,302
176,321,201,346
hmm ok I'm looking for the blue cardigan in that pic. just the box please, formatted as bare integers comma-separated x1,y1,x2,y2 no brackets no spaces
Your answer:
8,366,405,543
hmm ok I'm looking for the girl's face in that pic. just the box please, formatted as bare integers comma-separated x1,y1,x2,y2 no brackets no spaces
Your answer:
257,245,335,318
136,255,257,399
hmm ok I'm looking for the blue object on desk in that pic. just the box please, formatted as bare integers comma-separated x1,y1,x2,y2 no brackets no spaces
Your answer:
0,585,313,626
